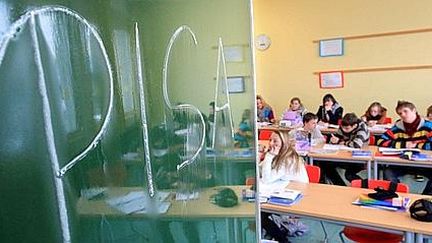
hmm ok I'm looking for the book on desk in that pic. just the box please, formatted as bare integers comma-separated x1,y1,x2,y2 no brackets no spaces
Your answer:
267,189,303,206
351,150,372,158
410,153,432,161
322,144,360,151
309,148,338,155
375,147,432,161
378,147,421,155
352,193,411,211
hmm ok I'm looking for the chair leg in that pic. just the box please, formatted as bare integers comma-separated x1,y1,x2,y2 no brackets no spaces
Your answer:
242,222,247,243
338,230,346,243
212,221,219,243
320,221,328,243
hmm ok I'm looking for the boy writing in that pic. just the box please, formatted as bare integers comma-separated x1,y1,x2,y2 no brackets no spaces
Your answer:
321,113,369,185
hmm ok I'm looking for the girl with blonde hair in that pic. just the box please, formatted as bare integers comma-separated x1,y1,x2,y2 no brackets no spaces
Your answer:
260,130,308,242
260,130,308,184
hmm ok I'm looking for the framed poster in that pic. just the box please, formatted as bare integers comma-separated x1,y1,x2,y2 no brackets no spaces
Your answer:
319,71,344,89
319,38,344,57
227,76,245,93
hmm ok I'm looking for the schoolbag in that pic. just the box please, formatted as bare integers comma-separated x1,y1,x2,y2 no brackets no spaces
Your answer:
410,198,432,222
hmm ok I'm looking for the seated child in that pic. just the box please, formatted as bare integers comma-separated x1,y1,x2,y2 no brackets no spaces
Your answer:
289,113,325,151
361,102,388,126
259,130,308,242
321,113,369,185
257,95,275,123
378,101,432,195
316,93,343,126
234,109,253,148
331,113,370,148
413,105,432,181
260,130,309,184
427,105,432,121
301,112,325,146
280,97,306,127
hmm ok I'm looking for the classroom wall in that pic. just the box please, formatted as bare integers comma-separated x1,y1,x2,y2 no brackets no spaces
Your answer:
254,0,432,120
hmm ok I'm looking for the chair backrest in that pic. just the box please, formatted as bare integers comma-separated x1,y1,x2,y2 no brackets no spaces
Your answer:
369,135,375,145
259,130,272,140
351,179,409,193
383,117,392,124
305,165,320,183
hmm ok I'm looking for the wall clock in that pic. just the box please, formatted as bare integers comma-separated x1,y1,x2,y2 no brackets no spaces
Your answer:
255,34,271,51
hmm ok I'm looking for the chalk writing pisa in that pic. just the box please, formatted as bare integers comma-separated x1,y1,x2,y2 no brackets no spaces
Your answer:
0,6,236,242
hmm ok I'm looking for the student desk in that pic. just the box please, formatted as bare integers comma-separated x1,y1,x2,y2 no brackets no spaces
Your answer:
257,142,374,179
78,186,255,243
257,125,338,138
370,146,432,179
257,125,293,133
207,153,255,185
259,141,432,182
308,146,374,179
122,151,255,185
259,125,387,136
258,125,332,133
320,127,387,136
77,186,254,218
307,145,432,181
261,182,432,243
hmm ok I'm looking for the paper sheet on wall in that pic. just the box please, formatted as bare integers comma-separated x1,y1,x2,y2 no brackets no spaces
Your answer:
319,38,344,56
319,71,344,89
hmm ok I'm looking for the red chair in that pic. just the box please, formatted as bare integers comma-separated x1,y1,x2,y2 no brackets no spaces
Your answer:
339,179,409,243
305,165,329,242
369,135,375,145
305,165,321,183
259,130,273,140
383,117,392,124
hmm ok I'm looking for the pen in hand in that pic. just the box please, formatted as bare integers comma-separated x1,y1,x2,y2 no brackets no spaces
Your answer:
330,134,339,144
